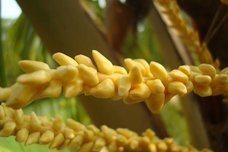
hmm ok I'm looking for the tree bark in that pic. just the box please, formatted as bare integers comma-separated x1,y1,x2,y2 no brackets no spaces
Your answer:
15,0,168,136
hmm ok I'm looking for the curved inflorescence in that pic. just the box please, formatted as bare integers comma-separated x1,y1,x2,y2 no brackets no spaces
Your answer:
154,0,220,69
0,50,227,113
0,104,212,152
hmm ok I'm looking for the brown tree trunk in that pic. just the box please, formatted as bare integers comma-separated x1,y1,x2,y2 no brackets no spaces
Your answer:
16,0,168,137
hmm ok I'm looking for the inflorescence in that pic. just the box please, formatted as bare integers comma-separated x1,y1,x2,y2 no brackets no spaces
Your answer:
0,50,227,113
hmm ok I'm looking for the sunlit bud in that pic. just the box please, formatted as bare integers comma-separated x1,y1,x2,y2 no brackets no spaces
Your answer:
113,65,127,75
199,64,216,78
129,66,143,85
17,70,51,85
31,112,42,131
75,54,96,69
118,76,131,97
128,83,151,102
53,117,65,132
78,64,99,85
145,93,165,113
178,65,191,77
78,141,93,152
169,69,189,83
63,128,75,139
194,75,212,86
146,79,165,94
67,119,86,132
6,83,36,108
0,88,11,101
56,66,78,82
89,79,115,98
0,121,16,136
168,81,187,95
16,128,29,143
26,132,40,145
19,60,50,73
92,50,114,74
150,62,168,83
194,86,212,97
40,130,55,144
64,78,83,97
50,133,65,148
53,52,78,66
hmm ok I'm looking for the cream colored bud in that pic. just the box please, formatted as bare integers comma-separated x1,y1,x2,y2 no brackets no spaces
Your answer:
148,143,157,152
186,81,194,93
78,141,93,152
145,93,165,113
53,117,65,132
56,66,78,82
129,66,143,85
19,60,50,73
17,70,51,85
69,133,84,148
26,132,40,145
75,54,96,69
178,65,191,77
0,87,11,101
64,78,83,97
168,81,187,96
33,80,62,100
124,58,146,74
220,67,228,75
0,106,5,119
6,83,36,108
150,62,168,83
53,52,78,66
117,128,137,138
199,64,216,78
213,74,228,84
78,64,99,85
157,141,168,151
113,65,127,75
87,125,100,134
118,76,131,97
93,138,106,151
142,129,156,140
89,79,115,98
16,128,29,143
50,133,65,148
129,138,139,150
63,128,75,139
146,79,165,94
194,75,212,85
14,109,24,125
67,118,86,132
194,86,212,97
40,130,55,144
0,121,16,136
100,147,109,152
31,112,42,131
108,142,118,151
92,50,114,74
169,70,189,83
125,83,151,103
135,59,153,77
101,125,117,142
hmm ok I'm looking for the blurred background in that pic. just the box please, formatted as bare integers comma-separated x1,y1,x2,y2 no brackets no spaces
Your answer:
0,0,227,151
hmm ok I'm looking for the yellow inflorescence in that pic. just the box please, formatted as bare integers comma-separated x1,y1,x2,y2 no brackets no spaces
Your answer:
0,104,211,152
155,0,220,69
0,50,227,113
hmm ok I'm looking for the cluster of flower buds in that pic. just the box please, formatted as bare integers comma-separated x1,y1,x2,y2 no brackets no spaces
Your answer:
0,104,212,152
0,50,227,113
154,0,220,68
